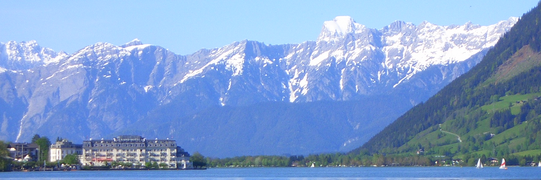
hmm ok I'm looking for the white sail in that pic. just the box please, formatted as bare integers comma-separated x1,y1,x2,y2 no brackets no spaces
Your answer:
499,158,507,169
476,158,483,169
538,161,541,167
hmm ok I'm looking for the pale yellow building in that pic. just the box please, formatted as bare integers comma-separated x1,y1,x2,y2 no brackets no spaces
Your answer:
49,139,83,162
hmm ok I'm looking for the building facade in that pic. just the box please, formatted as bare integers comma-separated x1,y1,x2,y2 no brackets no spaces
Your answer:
49,139,83,162
7,143,40,162
80,135,190,169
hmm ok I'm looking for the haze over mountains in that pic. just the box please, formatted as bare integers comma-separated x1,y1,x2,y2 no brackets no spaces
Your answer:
0,16,517,157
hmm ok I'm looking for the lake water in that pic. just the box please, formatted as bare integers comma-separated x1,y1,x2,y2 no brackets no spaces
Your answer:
2,167,541,179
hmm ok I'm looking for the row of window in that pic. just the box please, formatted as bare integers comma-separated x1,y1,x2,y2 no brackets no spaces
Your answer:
84,148,176,153
113,159,177,164
59,150,81,154
87,143,176,147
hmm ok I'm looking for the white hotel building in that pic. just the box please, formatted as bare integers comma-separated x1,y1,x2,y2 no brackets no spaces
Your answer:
79,135,191,169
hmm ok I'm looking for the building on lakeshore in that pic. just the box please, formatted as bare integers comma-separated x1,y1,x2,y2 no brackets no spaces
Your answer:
49,139,83,162
80,135,191,169
7,143,40,162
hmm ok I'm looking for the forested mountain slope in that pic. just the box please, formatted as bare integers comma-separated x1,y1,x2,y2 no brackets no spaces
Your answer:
354,2,541,161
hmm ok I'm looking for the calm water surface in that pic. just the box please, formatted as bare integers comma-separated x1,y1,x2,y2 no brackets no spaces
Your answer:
2,167,541,179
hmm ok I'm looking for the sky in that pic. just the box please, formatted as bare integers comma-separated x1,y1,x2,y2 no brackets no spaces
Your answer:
0,0,539,55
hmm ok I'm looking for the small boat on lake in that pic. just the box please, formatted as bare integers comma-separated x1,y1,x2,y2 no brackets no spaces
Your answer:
476,158,483,169
499,158,507,170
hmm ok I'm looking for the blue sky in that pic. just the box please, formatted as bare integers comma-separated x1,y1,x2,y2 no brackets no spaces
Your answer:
0,0,538,55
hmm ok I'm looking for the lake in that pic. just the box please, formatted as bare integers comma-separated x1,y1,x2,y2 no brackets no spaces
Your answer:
2,167,541,179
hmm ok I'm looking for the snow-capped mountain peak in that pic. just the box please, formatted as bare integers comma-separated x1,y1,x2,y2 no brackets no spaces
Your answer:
66,40,156,64
325,16,356,34
122,38,144,47
382,21,414,33
0,40,67,69
318,16,366,42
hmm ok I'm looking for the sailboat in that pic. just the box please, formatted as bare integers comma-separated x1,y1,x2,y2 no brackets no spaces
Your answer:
538,161,541,167
310,162,315,168
499,158,507,170
476,158,483,169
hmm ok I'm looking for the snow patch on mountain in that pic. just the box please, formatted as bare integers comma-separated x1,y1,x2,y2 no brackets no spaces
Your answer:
122,38,144,47
122,39,151,52
124,44,151,52
310,50,330,66
179,42,248,84
144,85,153,93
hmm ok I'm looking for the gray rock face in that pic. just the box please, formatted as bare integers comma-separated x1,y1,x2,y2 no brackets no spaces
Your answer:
0,17,516,156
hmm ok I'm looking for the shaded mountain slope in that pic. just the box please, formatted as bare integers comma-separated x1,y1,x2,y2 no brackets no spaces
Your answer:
116,95,411,157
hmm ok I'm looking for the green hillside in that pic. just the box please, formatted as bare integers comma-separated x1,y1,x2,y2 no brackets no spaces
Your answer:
353,1,541,165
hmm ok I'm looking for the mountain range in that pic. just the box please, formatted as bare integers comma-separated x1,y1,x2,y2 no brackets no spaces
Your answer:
0,16,517,157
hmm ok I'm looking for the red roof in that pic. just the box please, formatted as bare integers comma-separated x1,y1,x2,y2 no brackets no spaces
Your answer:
92,158,113,162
